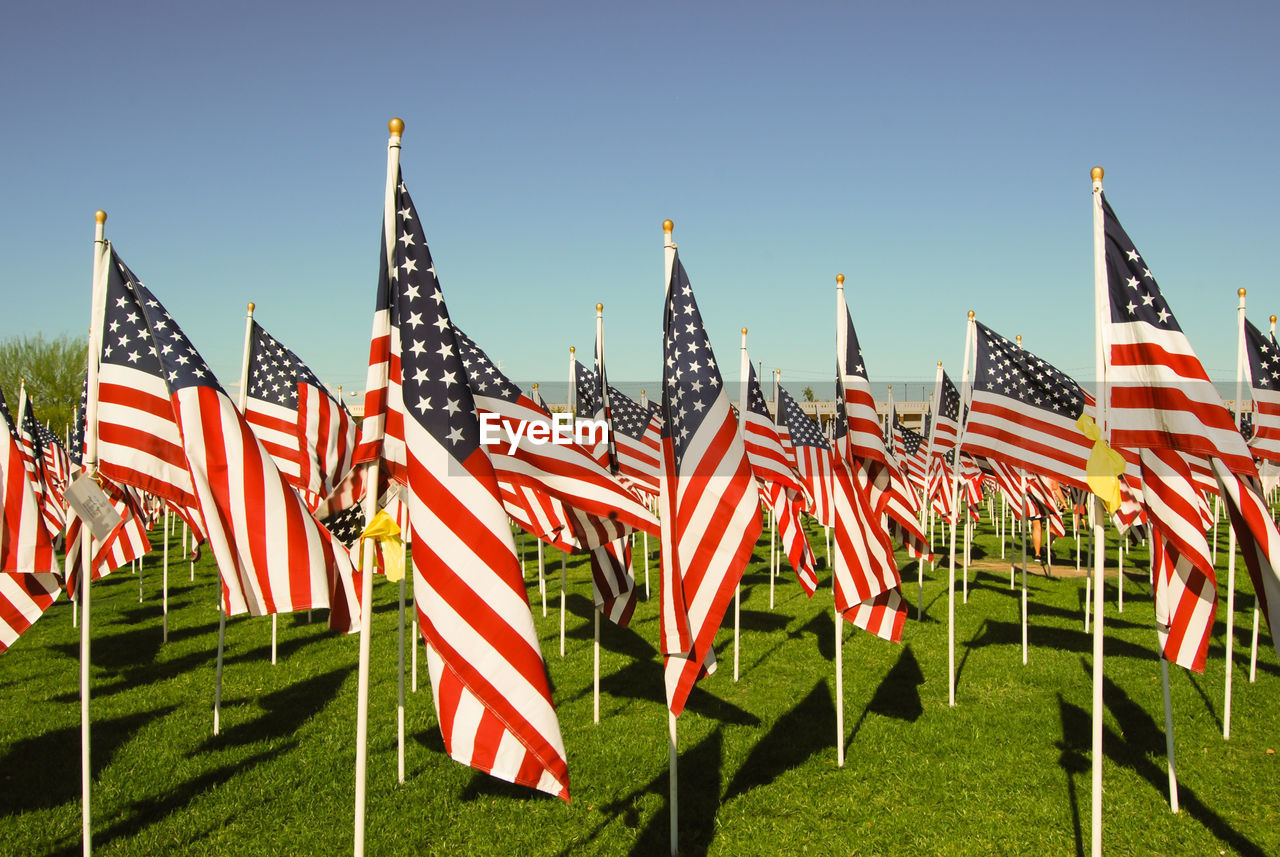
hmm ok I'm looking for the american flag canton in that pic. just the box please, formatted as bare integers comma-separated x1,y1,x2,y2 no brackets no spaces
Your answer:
781,388,829,450
0,389,17,443
249,323,327,408
662,254,725,467
103,254,172,382
1102,194,1180,332
938,373,961,423
107,255,223,394
452,326,525,403
1244,319,1279,390
574,361,598,416
895,417,923,458
974,322,1085,419
391,173,481,462
745,364,774,422
608,387,650,440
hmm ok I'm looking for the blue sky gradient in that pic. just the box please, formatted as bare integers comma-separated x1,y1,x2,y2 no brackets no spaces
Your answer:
3,1,1277,402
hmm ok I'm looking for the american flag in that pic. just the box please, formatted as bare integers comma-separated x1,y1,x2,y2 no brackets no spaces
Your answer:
659,249,762,716
964,321,1097,490
925,370,962,517
104,251,360,632
0,384,61,651
64,475,152,596
837,302,886,465
0,387,60,577
778,385,834,527
452,324,656,625
95,254,202,518
741,360,816,593
600,386,661,497
13,391,65,539
832,459,906,641
1243,317,1280,464
1101,192,1280,670
892,414,927,497
244,319,356,511
36,424,71,507
363,171,569,798
742,360,806,499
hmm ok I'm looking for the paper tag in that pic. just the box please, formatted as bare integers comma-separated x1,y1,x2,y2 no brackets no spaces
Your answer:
65,472,125,542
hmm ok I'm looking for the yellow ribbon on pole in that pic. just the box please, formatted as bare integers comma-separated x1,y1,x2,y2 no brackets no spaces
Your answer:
358,509,404,582
1077,414,1126,514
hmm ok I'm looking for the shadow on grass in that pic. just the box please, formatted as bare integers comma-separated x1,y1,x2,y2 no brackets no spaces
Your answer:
966,620,1155,662
222,624,331,667
722,681,833,802
0,705,178,816
51,647,218,703
43,744,296,857
200,665,354,750
556,729,724,857
1057,664,1269,857
591,660,759,726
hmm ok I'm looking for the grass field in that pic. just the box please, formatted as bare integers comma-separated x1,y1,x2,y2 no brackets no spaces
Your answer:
1,514,1277,856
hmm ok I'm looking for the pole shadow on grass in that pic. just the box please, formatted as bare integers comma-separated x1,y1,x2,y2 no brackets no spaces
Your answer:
44,743,296,857
592,659,760,726
1058,661,1268,857
199,665,354,751
0,705,178,816
965,620,1155,662
554,728,725,857
722,680,834,801
51,647,218,703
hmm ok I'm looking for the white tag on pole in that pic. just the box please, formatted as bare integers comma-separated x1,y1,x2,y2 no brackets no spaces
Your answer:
66,471,124,541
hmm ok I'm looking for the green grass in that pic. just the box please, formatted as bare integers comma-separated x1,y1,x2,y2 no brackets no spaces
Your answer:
2,515,1277,856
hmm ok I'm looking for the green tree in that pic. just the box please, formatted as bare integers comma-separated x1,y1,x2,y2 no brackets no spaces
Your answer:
802,386,815,402
0,333,87,436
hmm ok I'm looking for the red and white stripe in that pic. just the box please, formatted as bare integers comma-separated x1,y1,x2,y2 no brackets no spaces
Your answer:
0,572,61,652
97,361,201,513
660,393,762,716
1211,459,1280,668
832,461,905,642
174,385,361,633
409,423,570,799
766,481,817,596
1,406,59,577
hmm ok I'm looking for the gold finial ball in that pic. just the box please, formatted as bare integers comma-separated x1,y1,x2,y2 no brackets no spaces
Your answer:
596,302,603,312
741,327,748,336
94,210,107,224
836,273,845,285
1271,315,1276,324
968,310,976,319
570,346,576,354
388,117,404,135
663,219,674,233
1238,288,1247,297
533,383,538,390
1091,166,1104,181
247,301,255,312
937,361,943,367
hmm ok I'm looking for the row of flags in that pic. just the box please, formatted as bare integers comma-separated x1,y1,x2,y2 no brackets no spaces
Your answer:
3,146,1279,835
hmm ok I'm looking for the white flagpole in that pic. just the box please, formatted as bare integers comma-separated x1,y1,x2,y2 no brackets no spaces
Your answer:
162,507,169,642
1117,531,1125,613
594,304,608,719
79,208,109,857
353,117,401,857
641,389,652,601
397,569,407,783
834,274,850,753
532,383,547,616
771,370,781,609
563,346,575,659
945,315,976,707
1020,467,1029,665
1090,165,1108,857
1156,512,1180,813
1224,287,1246,740
663,218,679,857
734,327,748,682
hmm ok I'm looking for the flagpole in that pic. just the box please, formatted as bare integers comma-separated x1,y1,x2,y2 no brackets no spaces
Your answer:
925,366,943,579
352,117,402,857
564,346,575,659
735,327,748,682
641,389,652,601
771,370,780,609
79,209,109,857
532,384,547,616
663,218,679,857
946,314,976,707
1090,165,1108,857
594,303,607,721
162,507,169,642
1223,287,1246,740
834,275,849,756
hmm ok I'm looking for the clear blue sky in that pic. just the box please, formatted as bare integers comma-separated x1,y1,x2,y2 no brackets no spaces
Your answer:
3,1,1277,403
